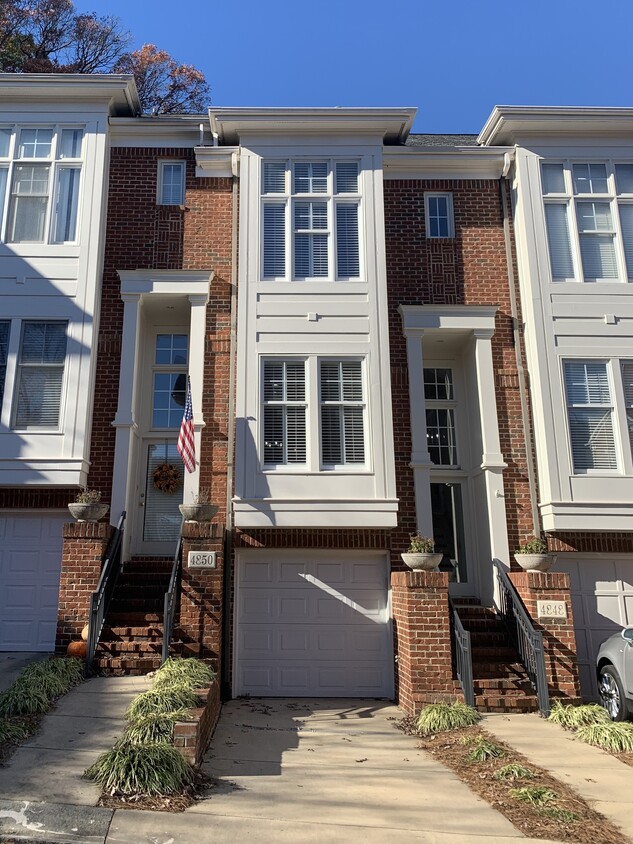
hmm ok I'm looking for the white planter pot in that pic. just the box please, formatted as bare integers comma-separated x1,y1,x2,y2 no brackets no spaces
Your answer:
68,503,109,523
401,552,443,571
179,503,218,523
513,553,556,572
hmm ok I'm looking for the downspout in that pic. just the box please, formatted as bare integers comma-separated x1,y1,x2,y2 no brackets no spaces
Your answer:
499,151,541,538
222,151,239,699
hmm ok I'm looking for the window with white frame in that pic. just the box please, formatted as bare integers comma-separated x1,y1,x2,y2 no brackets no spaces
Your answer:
152,333,188,429
261,159,361,281
158,161,185,205
424,193,454,239
261,357,366,468
424,367,458,465
542,161,633,282
563,361,618,471
0,126,83,244
13,321,68,429
0,320,9,406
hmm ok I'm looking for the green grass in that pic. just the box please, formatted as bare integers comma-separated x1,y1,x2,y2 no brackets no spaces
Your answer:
464,736,505,763
494,763,536,781
153,658,214,691
575,722,633,753
125,683,201,721
124,709,193,745
0,718,30,743
548,701,610,729
85,741,195,795
510,786,558,807
416,702,480,736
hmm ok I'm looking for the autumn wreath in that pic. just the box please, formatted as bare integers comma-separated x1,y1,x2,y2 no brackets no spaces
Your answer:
152,463,181,495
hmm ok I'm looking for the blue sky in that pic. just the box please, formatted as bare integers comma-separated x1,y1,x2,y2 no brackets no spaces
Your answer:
75,0,633,134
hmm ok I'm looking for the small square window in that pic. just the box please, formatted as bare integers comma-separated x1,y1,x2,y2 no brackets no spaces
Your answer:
158,161,185,205
424,193,454,238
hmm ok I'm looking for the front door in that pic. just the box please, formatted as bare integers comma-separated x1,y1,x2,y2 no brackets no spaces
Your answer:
431,480,475,598
138,439,184,554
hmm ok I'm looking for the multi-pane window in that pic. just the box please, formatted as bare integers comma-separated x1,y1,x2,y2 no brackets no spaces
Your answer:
262,360,307,464
563,361,617,471
424,193,454,238
152,334,188,428
0,321,9,406
424,367,458,465
261,159,361,281
0,126,84,244
14,322,68,428
542,161,633,282
158,161,185,205
320,361,365,465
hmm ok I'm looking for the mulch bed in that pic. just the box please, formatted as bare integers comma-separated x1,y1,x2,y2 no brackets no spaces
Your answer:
96,770,212,813
397,717,629,844
0,715,40,766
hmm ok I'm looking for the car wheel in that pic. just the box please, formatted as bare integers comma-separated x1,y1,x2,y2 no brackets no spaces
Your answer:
598,665,628,721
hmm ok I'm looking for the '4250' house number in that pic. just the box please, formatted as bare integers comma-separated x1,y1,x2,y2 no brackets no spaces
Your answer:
187,551,217,569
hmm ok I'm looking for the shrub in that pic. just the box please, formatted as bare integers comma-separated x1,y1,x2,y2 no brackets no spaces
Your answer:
0,679,50,717
85,741,194,795
125,683,201,721
575,722,633,753
406,533,435,553
416,701,480,736
465,737,505,763
494,763,536,781
153,658,214,691
516,537,548,554
548,701,610,729
48,657,84,687
124,709,192,745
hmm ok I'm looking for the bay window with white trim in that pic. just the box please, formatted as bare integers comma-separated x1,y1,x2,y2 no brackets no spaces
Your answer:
261,356,367,470
261,159,361,281
542,161,633,282
0,125,84,244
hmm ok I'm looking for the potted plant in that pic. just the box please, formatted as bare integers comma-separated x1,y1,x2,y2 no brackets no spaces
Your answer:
179,488,218,523
514,536,556,572
401,533,443,571
68,489,109,523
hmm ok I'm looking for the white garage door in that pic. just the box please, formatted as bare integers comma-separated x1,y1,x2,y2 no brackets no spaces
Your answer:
0,514,66,651
235,550,393,697
557,553,633,700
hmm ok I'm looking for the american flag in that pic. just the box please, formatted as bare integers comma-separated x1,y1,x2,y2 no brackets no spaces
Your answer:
177,376,196,473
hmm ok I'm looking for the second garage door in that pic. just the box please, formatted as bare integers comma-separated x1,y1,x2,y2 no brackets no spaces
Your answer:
234,550,393,697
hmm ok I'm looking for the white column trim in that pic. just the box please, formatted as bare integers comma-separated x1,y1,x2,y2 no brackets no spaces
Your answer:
403,331,434,535
183,291,209,504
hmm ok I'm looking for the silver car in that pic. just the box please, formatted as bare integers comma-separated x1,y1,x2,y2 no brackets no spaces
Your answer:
596,627,633,721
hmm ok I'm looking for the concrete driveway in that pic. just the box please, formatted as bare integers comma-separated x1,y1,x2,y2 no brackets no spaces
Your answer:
106,698,546,844
0,652,44,693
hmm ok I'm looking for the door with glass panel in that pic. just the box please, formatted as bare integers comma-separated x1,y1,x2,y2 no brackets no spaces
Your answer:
134,333,188,555
424,366,476,597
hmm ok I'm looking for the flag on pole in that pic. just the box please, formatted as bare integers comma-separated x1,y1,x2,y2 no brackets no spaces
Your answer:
177,376,196,473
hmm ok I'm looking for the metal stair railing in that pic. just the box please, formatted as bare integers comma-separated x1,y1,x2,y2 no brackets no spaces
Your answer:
448,596,475,707
86,511,126,673
493,560,550,716
162,529,184,664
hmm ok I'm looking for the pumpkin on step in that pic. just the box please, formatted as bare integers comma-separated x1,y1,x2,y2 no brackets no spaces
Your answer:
67,640,87,658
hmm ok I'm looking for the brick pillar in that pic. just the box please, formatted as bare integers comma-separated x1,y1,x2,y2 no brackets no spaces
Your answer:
509,571,582,701
391,570,461,716
179,522,225,671
56,521,112,653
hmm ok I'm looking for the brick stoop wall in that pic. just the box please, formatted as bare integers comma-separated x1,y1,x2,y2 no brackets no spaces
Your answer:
509,571,582,702
173,678,222,767
391,570,462,715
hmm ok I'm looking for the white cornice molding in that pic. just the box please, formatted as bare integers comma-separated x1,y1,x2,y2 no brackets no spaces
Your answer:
195,146,239,178
399,304,498,334
479,106,633,146
0,73,139,115
208,107,417,145
118,269,213,297
109,115,209,147
383,147,511,180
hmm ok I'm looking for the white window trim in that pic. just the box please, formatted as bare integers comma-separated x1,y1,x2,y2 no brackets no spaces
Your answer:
0,124,85,245
157,160,186,206
260,158,363,283
423,366,460,467
424,192,455,239
259,355,369,472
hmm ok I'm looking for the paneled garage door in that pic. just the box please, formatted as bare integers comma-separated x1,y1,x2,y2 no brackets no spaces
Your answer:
0,514,66,651
234,550,393,697
557,553,633,700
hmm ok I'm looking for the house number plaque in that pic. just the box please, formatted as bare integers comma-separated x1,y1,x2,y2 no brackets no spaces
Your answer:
536,600,566,620
187,551,217,569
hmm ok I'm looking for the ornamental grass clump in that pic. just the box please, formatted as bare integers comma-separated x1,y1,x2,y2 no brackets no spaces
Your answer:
153,657,214,691
85,740,194,795
123,709,193,745
510,786,558,807
0,718,30,743
125,683,201,721
494,763,536,781
416,701,480,736
548,700,610,729
464,736,505,763
575,722,633,753
0,679,50,717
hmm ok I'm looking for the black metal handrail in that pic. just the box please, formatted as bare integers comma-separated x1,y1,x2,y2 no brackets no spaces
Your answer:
86,511,126,672
493,560,550,715
162,531,183,664
448,596,475,707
